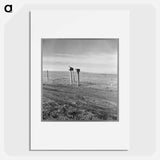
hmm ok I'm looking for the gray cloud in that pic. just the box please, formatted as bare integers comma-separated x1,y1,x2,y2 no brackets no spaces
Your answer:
42,39,118,74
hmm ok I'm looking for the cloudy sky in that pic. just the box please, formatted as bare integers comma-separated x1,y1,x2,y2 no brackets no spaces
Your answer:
42,39,118,74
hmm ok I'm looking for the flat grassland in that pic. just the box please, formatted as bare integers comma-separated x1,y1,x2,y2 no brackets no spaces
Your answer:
42,71,118,121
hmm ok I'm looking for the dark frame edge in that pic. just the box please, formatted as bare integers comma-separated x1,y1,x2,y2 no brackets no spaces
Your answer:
29,11,31,151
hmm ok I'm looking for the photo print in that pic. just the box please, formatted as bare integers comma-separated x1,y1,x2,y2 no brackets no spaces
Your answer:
42,39,119,121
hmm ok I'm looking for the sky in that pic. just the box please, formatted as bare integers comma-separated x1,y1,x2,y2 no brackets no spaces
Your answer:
42,39,118,74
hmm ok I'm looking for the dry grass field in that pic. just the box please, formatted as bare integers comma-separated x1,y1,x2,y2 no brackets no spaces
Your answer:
42,71,118,121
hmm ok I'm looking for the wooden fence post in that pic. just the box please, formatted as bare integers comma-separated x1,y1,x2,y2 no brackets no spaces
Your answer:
47,70,49,82
76,69,80,86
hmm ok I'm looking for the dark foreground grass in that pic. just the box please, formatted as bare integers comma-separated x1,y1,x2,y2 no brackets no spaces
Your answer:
42,82,118,121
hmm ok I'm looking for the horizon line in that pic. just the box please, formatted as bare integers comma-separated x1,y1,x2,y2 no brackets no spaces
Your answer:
42,70,117,75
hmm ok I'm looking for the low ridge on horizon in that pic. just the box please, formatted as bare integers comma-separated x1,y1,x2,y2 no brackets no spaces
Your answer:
43,70,117,75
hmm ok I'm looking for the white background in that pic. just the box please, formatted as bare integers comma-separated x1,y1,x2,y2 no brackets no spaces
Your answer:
31,10,129,150
1,0,160,159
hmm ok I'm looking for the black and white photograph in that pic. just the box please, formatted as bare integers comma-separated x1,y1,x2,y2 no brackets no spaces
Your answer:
42,39,119,121
30,10,129,150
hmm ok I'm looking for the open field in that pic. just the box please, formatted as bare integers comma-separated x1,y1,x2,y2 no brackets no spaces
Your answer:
42,71,118,121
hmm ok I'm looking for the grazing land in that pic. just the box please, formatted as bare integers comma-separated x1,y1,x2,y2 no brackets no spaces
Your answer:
42,71,118,121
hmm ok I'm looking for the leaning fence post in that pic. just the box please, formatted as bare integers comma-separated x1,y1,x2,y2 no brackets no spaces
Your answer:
76,68,80,86
47,70,49,82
